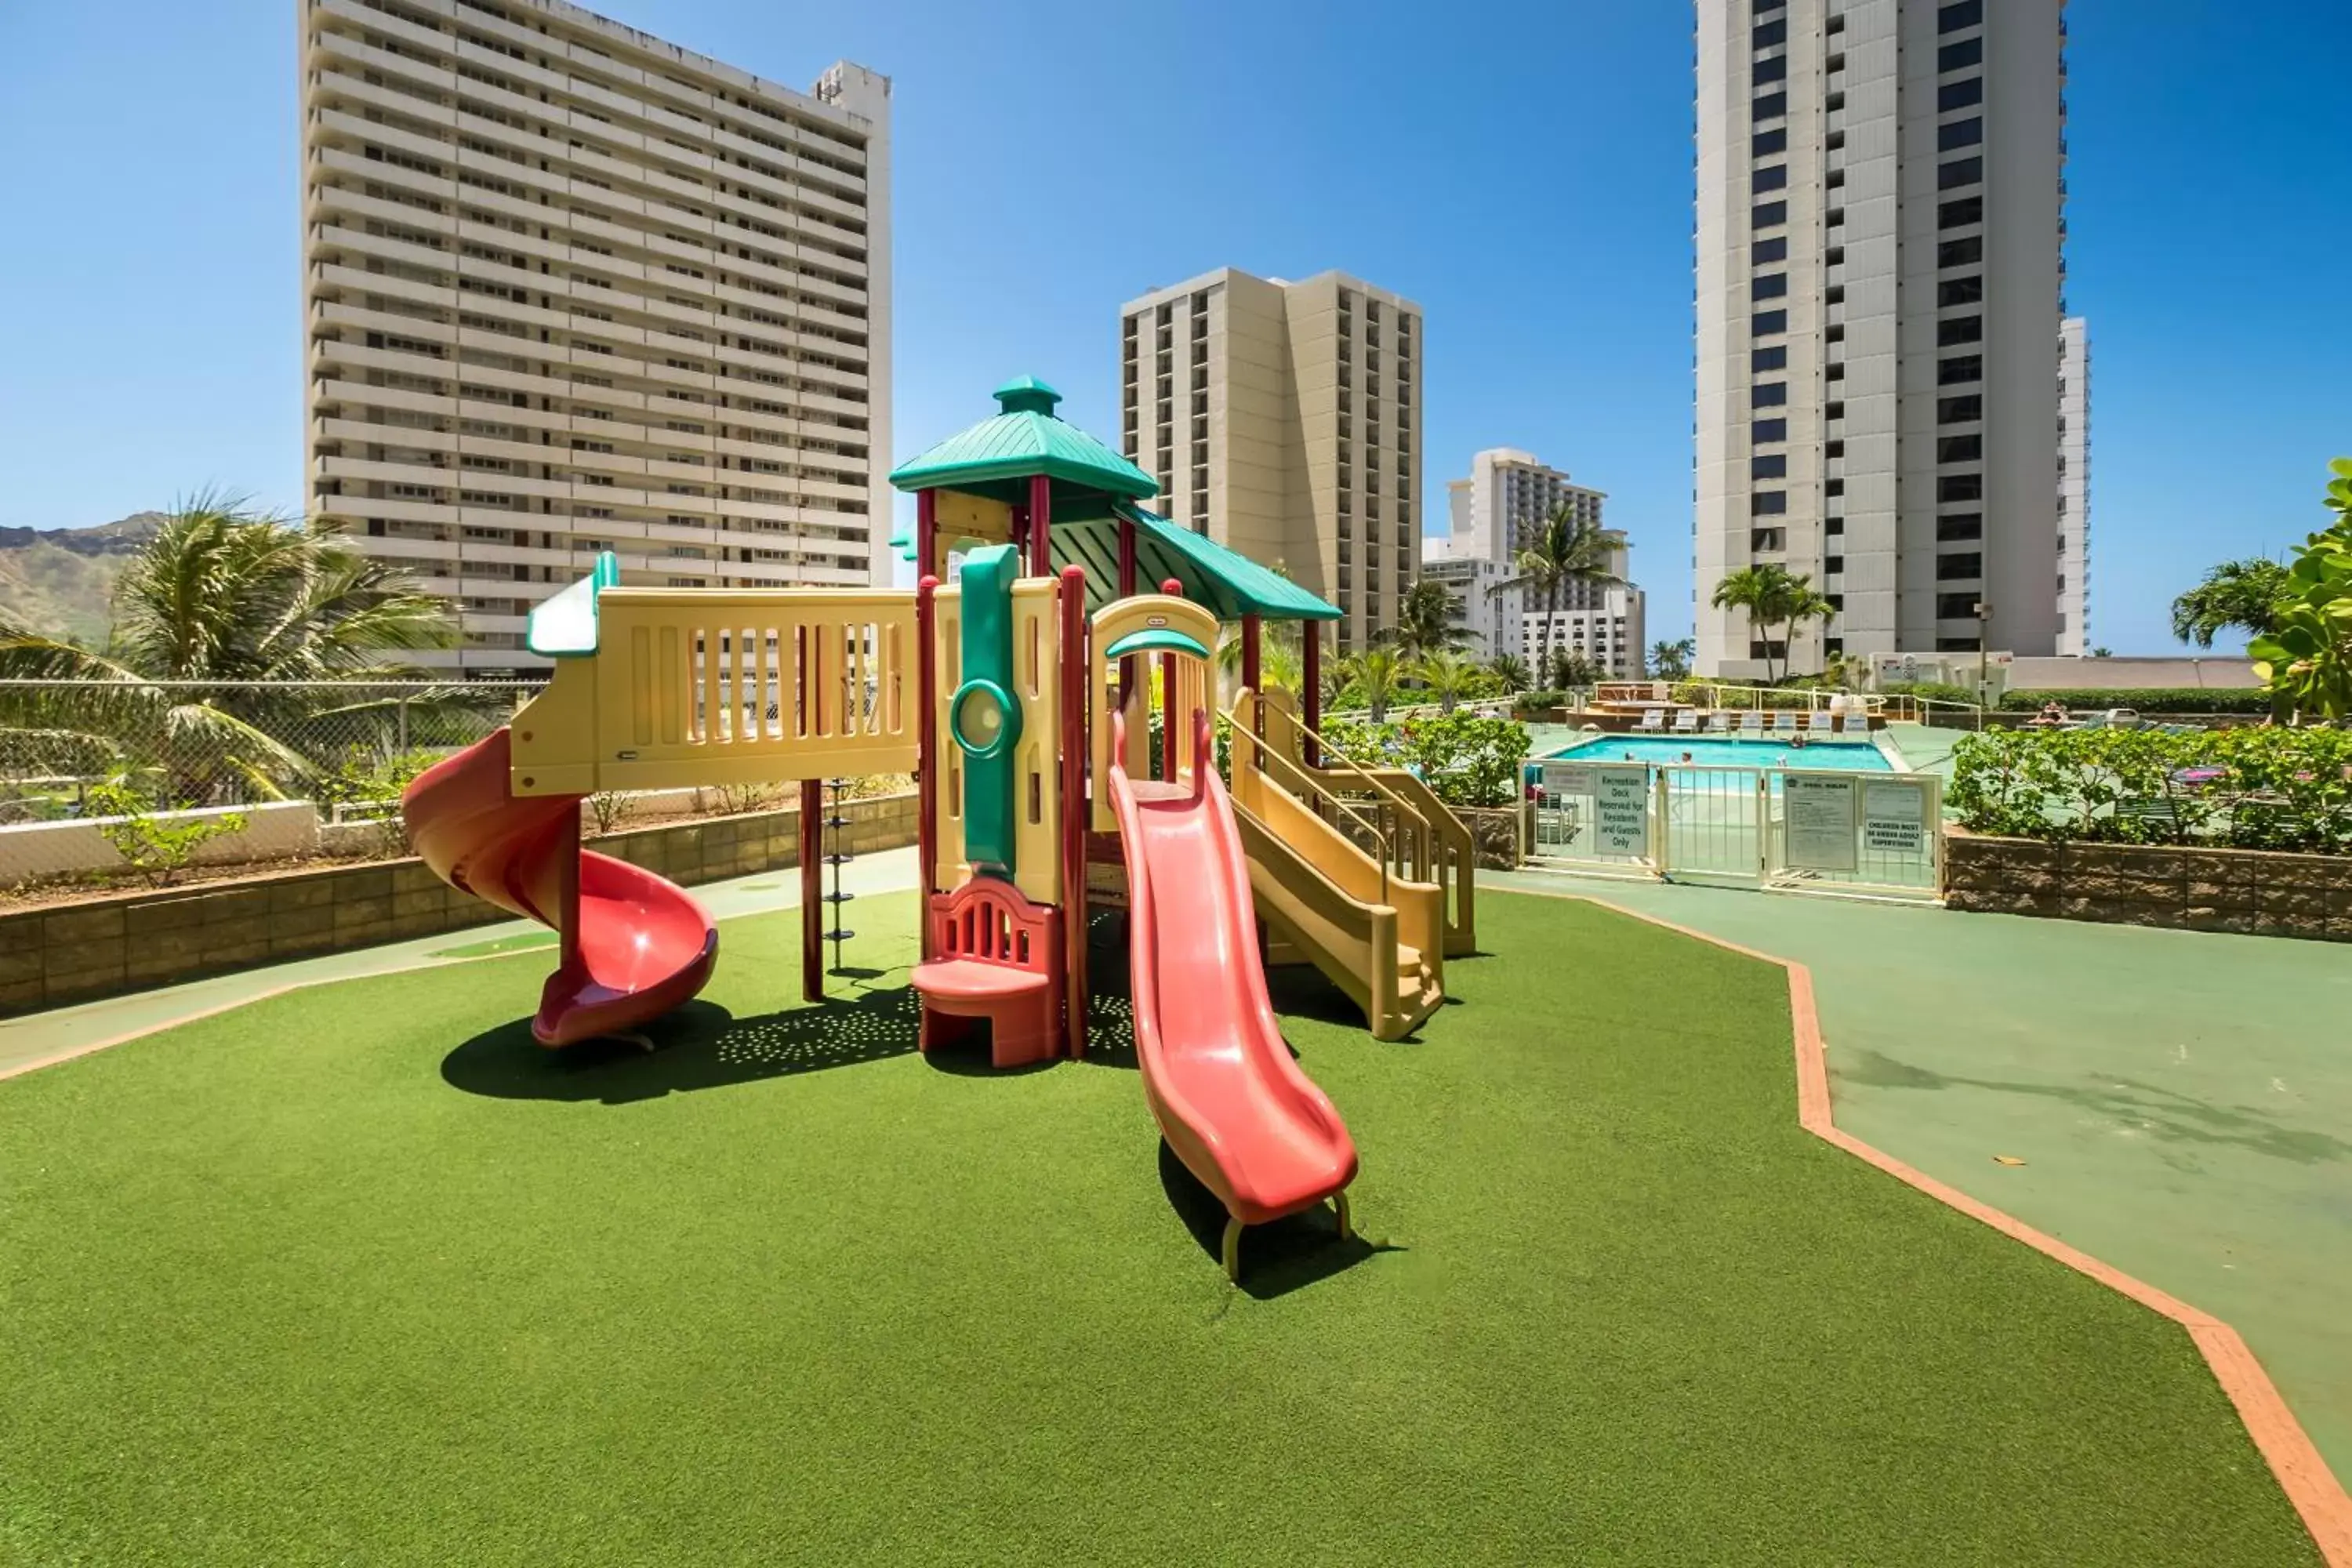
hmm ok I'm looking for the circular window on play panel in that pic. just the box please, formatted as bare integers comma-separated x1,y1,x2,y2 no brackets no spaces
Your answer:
949,678,1021,761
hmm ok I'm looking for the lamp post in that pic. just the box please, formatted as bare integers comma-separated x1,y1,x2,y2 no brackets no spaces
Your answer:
1975,598,1992,728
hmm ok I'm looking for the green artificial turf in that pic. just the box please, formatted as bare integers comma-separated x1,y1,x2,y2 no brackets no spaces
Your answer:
0,891,2319,1566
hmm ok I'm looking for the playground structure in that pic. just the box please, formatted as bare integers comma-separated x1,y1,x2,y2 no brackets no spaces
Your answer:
403,377,1480,1279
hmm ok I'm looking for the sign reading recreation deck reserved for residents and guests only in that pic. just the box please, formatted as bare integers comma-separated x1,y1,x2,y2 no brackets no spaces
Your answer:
1590,765,1650,857
1863,779,1929,855
1782,773,1859,872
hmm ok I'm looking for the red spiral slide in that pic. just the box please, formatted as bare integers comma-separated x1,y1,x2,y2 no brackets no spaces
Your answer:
1106,710,1357,1274
404,729,717,1046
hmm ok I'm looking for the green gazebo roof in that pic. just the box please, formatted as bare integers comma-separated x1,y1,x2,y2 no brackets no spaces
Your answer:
1053,506,1341,623
888,377,1158,506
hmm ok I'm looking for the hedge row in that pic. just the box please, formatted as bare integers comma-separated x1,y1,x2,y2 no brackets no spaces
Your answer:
1995,687,2272,715
1949,725,2352,851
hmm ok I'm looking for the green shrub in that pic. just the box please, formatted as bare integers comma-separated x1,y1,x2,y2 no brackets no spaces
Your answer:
1316,713,1531,808
85,779,249,887
317,749,443,856
1510,689,1572,717
1995,687,2272,715
1882,681,1981,708
1948,726,2352,852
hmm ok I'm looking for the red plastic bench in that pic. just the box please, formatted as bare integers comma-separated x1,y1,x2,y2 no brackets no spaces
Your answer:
909,877,1064,1069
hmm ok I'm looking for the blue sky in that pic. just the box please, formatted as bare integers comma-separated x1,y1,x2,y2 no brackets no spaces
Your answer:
2,0,2346,654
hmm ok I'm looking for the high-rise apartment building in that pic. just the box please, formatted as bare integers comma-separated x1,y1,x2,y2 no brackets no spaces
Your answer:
1694,0,2068,676
2056,314,2089,655
1117,270,1421,654
1421,448,1643,677
298,0,891,674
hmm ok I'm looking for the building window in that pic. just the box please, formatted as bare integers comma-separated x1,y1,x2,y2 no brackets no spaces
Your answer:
1937,118,1984,153
1939,275,1984,307
1939,78,1984,112
1752,273,1788,299
1940,195,1985,228
1752,382,1788,408
1938,474,1984,503
1939,0,1983,31
1754,164,1788,193
1752,199,1788,229
1938,434,1984,463
1751,453,1787,479
1936,554,1984,582
1751,129,1788,158
1752,416,1788,443
1752,91,1788,122
1751,529,1787,553
1752,490,1788,514
1937,594,1983,622
1751,236,1788,264
1938,235,1984,268
1937,315,1984,347
1937,513,1984,542
1751,309,1788,338
1754,55,1787,85
1752,16,1787,48
1939,156,1984,191
1751,344,1788,372
1938,394,1984,423
1939,354,1984,386
1940,37,1984,71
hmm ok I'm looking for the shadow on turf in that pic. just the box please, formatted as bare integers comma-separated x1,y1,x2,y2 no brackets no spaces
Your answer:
440,985,922,1105
1156,1142,1394,1300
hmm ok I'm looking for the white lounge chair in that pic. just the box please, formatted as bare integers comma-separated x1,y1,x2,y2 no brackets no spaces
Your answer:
1639,709,1667,732
1740,711,1765,735
1671,709,1700,733
1706,711,1733,733
1772,710,1799,735
1835,712,1863,735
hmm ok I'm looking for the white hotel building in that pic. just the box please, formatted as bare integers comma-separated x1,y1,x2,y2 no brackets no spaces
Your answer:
1693,0,2071,677
298,0,891,673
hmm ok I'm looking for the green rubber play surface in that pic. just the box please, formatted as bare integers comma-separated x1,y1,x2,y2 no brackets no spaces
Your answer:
0,892,2318,1564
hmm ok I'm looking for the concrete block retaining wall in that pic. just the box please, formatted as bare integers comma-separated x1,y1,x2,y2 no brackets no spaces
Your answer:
1944,829,2352,941
0,792,917,1018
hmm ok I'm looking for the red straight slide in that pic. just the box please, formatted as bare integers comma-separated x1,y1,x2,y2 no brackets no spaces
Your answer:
1107,712,1357,1258
404,729,717,1046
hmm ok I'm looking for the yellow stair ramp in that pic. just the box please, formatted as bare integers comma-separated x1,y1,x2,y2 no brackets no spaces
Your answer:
1227,705,1443,1042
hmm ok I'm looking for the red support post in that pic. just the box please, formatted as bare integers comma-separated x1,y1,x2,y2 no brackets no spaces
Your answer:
1301,620,1323,768
1240,612,1262,775
1160,577,1182,783
1058,565,1088,1059
800,778,824,1003
1029,474,1053,579
915,575,939,961
916,488,938,582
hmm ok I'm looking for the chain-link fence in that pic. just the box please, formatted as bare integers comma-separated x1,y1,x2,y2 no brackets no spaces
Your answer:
0,679,541,887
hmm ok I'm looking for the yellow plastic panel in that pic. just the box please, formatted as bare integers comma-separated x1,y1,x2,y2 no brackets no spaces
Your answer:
1008,577,1063,904
1087,595,1218,830
935,490,1014,547
931,586,970,892
510,587,917,795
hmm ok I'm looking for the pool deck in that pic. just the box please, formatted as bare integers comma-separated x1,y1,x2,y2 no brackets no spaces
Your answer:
1492,862,2352,1485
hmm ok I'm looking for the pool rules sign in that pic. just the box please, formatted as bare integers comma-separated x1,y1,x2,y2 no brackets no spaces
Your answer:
1782,774,1858,872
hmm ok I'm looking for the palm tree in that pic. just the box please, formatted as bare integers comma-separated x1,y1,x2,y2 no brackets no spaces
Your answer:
1388,577,1462,660
1334,646,1404,723
1648,638,1695,681
0,495,460,804
1412,648,1482,714
1213,619,1304,701
1486,652,1530,694
1494,503,1623,699
2170,558,2288,648
1710,564,1832,684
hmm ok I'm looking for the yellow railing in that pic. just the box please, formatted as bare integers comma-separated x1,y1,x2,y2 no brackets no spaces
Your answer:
510,587,917,797
1222,705,1390,905
1246,693,1478,957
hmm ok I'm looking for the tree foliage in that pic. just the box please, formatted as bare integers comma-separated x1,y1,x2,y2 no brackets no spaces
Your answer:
2248,459,2352,722
2169,558,2288,648
1709,564,1832,684
1497,503,1622,699
1648,638,1695,681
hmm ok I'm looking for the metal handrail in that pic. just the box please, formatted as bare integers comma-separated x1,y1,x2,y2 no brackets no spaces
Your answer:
1220,704,1390,904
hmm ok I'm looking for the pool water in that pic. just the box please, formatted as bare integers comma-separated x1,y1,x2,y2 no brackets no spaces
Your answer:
1542,734,1896,773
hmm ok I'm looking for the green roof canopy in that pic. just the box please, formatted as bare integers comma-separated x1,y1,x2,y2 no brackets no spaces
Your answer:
888,376,1158,508
1053,506,1341,624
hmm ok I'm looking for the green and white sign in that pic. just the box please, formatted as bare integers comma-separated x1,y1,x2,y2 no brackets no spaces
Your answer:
1591,765,1650,857
1864,779,1929,855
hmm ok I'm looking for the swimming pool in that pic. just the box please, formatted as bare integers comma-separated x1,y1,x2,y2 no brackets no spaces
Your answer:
1542,734,1896,773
